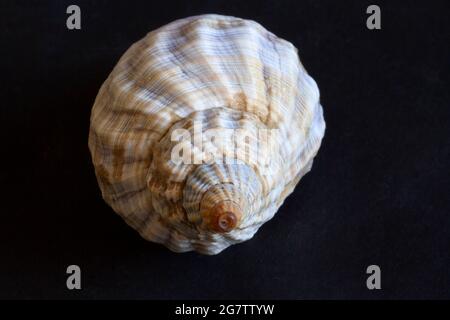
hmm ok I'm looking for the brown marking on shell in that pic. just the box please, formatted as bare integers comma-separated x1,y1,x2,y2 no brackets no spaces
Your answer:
147,175,184,201
232,92,248,111
203,200,242,233
112,145,125,179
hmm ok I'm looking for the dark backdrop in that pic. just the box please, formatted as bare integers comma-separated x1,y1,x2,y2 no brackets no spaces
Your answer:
0,0,449,299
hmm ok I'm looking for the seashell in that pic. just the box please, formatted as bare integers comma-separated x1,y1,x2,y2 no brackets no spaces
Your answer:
88,14,326,255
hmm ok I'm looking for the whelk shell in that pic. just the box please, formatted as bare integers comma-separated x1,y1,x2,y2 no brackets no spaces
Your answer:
89,14,326,254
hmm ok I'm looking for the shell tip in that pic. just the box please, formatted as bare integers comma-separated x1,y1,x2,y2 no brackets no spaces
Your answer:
206,201,242,233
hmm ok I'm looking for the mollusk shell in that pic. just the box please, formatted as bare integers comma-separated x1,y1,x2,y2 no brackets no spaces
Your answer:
88,14,325,254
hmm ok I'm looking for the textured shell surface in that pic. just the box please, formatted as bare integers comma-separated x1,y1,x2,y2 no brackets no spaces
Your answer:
89,14,326,255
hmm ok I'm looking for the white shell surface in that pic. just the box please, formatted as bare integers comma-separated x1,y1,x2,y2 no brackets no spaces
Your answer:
89,14,326,254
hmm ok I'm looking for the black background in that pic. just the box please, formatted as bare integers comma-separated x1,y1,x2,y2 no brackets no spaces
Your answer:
0,0,449,299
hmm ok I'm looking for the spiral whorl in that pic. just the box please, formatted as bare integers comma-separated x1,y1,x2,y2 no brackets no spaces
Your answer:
183,163,261,232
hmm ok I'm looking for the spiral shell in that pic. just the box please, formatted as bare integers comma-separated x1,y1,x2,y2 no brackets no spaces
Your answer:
88,14,325,254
